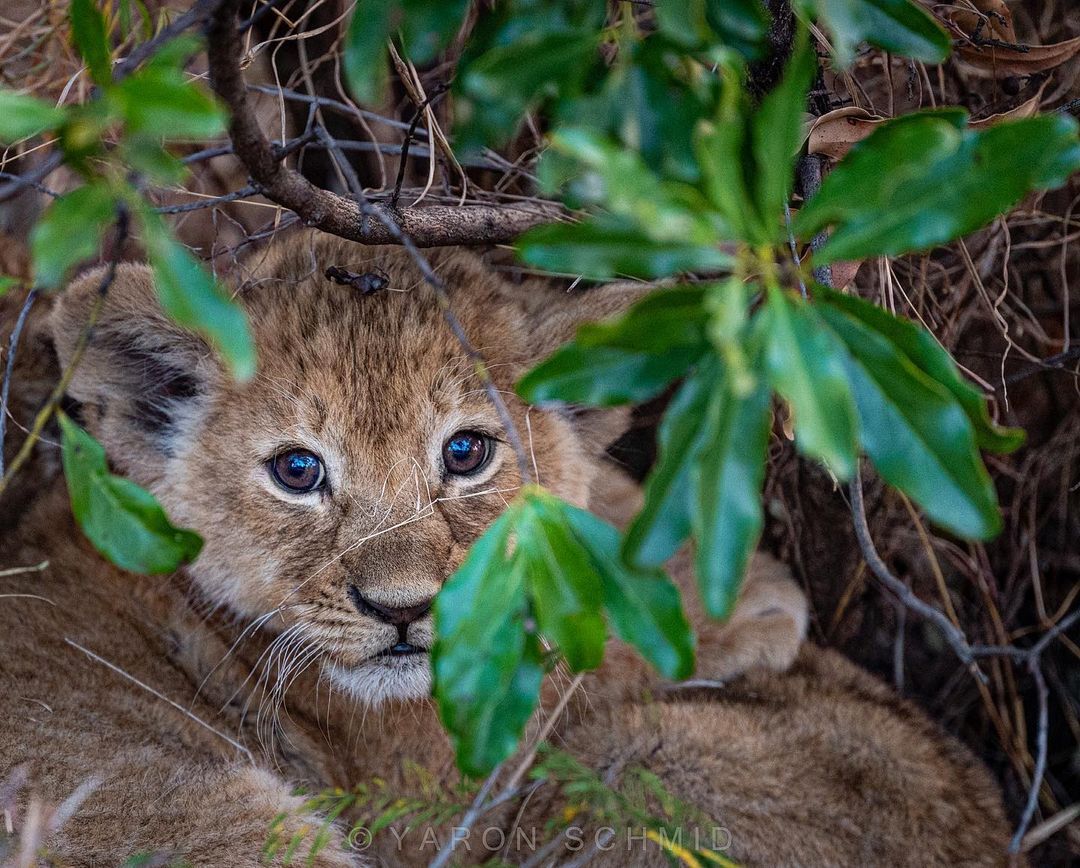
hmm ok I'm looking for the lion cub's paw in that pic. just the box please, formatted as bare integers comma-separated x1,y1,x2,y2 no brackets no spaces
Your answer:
681,551,808,684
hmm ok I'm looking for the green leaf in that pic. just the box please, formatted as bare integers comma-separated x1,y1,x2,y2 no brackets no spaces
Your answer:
399,0,469,65
798,0,950,67
70,0,112,85
30,183,116,289
622,361,713,569
817,302,1002,539
751,27,815,234
763,289,858,478
576,285,710,354
705,0,772,59
694,72,761,243
344,0,392,104
519,343,699,407
795,111,1080,263
0,91,66,141
818,287,1024,453
111,67,226,139
518,216,733,280
519,493,606,672
121,137,188,184
456,32,598,150
656,0,771,59
692,355,772,619
140,211,255,380
58,412,203,574
563,504,694,681
433,511,544,776
547,129,722,245
517,285,710,407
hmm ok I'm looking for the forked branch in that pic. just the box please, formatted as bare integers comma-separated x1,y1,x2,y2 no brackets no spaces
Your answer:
204,0,561,248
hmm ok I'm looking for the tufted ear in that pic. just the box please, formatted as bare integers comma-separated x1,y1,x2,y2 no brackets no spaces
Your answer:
51,264,220,479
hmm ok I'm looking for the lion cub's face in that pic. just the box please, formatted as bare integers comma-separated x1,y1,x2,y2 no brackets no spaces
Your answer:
53,234,633,704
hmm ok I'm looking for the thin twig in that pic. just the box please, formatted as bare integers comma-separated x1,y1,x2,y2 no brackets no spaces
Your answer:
427,764,504,868
849,465,985,677
1010,662,1048,853
205,0,562,248
391,84,449,209
0,288,37,477
64,638,252,761
0,209,128,499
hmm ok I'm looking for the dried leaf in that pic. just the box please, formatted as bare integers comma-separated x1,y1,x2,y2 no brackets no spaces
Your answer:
970,82,1047,128
808,83,1047,161
943,10,1080,76
808,107,886,160
948,1,1017,44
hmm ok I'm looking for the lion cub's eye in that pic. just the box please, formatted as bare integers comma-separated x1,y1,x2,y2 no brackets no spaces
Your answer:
442,431,491,476
270,449,325,493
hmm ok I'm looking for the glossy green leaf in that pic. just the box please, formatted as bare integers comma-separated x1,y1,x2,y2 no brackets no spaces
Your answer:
763,288,858,478
518,284,709,406
576,285,709,354
518,217,733,280
518,343,700,407
344,0,392,104
59,412,203,574
548,129,723,245
751,28,815,234
796,111,1080,263
797,0,950,67
622,361,713,570
433,511,544,777
817,303,1002,539
456,32,598,149
692,354,772,619
563,504,694,681
70,0,112,85
30,183,116,289
579,38,716,184
140,211,255,380
818,287,1024,453
519,493,606,672
0,91,65,141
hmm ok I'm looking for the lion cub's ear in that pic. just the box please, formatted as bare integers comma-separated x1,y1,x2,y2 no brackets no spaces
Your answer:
51,264,219,475
513,278,654,454
515,278,653,363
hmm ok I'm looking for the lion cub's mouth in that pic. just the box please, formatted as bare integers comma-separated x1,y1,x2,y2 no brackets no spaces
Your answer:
376,642,428,659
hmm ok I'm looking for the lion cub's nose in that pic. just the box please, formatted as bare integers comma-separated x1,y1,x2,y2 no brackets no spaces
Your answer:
347,587,433,627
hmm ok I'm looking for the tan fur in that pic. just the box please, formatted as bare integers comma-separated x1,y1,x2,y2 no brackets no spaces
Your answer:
0,231,1012,865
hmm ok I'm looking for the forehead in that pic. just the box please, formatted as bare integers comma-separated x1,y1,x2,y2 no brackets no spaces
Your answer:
225,237,526,445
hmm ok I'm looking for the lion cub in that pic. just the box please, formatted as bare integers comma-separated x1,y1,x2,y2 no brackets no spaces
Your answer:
0,232,1012,865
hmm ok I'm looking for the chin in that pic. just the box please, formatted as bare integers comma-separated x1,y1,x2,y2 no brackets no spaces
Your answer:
324,655,432,705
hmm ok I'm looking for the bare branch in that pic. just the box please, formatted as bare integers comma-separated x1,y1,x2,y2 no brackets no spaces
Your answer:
205,0,562,248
